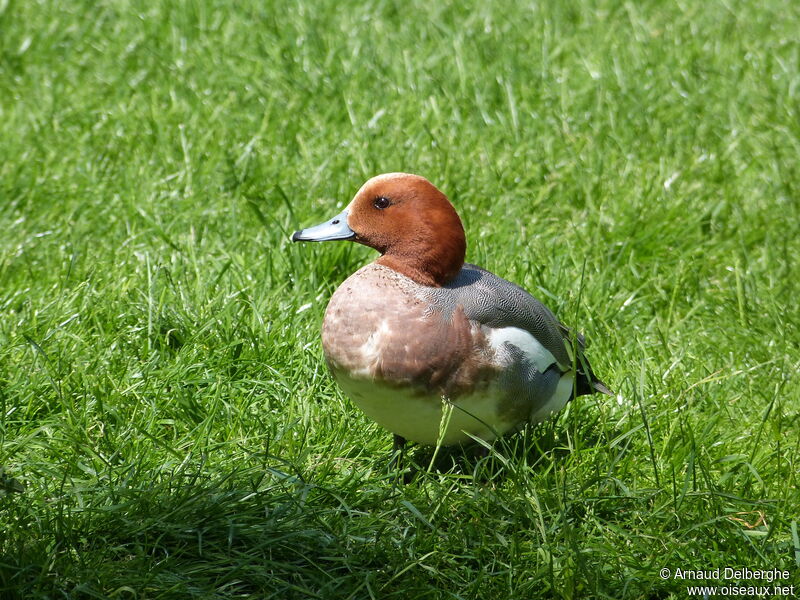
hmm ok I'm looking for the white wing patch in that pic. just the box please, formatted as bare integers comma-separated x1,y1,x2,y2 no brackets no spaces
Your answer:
487,326,557,373
489,326,573,425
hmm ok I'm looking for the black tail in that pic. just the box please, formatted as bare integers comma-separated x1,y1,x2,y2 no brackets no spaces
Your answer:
559,324,612,399
575,374,612,398
574,359,613,398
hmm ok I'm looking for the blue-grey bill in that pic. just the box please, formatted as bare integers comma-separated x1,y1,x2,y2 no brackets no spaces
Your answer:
291,209,354,242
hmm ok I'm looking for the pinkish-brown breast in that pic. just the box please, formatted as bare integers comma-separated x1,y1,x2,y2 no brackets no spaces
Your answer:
321,263,498,397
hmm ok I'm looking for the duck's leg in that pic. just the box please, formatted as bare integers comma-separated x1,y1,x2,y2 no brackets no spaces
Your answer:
389,434,406,469
472,444,490,459
388,434,409,481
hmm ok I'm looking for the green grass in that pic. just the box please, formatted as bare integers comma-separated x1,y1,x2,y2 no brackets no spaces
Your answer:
2,0,799,597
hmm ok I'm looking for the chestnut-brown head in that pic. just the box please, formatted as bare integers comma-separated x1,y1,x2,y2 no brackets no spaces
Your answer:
292,173,466,286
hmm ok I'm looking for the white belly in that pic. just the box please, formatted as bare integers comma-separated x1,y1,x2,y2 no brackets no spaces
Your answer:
336,374,516,446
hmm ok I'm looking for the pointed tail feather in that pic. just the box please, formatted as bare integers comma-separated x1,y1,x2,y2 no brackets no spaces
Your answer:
592,379,613,396
563,327,612,399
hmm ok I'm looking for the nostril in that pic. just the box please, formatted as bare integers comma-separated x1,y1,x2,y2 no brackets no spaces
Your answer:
332,219,340,224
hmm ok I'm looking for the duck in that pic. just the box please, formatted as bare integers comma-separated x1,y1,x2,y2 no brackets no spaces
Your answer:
292,173,610,448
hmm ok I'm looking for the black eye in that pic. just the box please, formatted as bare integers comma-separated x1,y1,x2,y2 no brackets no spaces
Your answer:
373,196,391,210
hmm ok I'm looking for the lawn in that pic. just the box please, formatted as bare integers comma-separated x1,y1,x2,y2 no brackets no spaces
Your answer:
1,0,799,598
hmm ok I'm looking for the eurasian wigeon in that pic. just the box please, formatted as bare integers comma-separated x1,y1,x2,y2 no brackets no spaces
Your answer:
292,173,610,448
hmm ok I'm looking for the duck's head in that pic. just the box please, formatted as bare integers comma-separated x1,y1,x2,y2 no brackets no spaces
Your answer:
292,173,466,286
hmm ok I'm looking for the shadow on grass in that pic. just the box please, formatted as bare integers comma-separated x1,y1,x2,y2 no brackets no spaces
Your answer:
386,407,631,487
0,464,405,599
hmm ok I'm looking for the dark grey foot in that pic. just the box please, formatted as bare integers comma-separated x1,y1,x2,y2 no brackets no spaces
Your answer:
389,434,416,483
473,444,490,459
